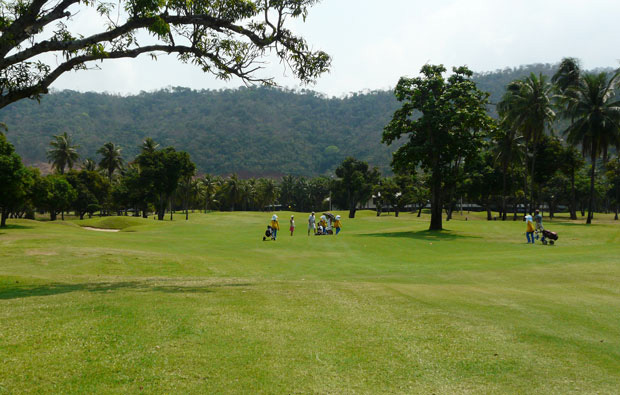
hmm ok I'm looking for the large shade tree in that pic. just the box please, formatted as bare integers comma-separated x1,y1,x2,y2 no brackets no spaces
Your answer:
136,146,195,220
0,0,330,109
383,65,493,230
559,70,620,224
0,132,25,226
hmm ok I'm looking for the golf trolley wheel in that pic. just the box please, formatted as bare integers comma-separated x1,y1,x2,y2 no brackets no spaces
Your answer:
550,240,554,245
542,240,548,245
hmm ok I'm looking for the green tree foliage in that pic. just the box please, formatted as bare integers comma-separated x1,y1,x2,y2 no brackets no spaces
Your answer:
463,150,503,220
606,157,620,220
491,123,525,220
0,0,329,109
66,169,110,220
558,145,585,220
383,65,494,230
0,87,400,176
46,132,79,174
33,174,77,221
332,157,380,218
497,73,555,213
558,70,620,224
531,135,564,195
0,133,26,226
97,142,124,181
136,146,195,220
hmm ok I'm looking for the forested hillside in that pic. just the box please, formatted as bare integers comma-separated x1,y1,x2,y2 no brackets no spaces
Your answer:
0,87,400,176
0,63,610,176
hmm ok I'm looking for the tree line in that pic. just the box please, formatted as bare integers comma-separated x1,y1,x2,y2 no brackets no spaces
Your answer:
2,59,620,229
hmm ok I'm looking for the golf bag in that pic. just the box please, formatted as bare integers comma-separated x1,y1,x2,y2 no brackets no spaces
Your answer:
541,229,558,245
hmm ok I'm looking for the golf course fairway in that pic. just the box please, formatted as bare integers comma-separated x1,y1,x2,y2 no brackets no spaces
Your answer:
1,211,619,393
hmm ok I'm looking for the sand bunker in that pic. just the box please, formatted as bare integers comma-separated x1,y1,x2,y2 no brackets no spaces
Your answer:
82,227,121,233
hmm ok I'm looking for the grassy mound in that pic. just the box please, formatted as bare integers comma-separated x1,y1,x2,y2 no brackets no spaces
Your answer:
74,216,152,230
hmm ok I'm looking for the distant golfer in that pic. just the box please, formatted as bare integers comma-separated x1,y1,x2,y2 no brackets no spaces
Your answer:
534,209,545,244
270,214,280,240
525,214,535,244
334,215,342,235
289,215,295,236
308,212,316,236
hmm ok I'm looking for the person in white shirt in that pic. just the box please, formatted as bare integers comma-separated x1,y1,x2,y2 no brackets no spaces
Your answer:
308,212,316,236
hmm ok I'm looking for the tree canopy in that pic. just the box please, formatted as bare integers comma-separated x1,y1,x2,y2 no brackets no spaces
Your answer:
0,0,330,108
383,64,494,230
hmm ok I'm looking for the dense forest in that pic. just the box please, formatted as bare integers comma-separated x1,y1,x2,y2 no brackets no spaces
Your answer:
0,63,612,177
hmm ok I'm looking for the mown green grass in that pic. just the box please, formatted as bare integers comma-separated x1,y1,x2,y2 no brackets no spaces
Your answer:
1,211,619,394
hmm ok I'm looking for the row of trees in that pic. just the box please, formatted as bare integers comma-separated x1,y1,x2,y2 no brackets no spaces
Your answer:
382,61,620,230
3,61,620,229
0,133,195,225
2,126,619,228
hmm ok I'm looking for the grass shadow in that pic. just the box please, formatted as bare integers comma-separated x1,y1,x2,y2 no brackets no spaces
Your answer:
0,280,253,300
358,229,481,240
1,224,34,230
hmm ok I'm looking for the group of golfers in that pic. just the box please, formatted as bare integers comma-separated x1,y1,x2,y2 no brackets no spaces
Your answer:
265,211,342,241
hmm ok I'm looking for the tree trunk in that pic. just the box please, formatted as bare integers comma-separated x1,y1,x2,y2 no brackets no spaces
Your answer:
50,211,57,221
446,201,454,221
348,207,356,219
429,172,443,231
569,169,577,220
616,188,619,221
158,196,166,220
395,208,400,218
486,197,492,221
529,143,538,215
513,198,518,220
417,204,423,217
587,154,596,224
185,193,189,221
523,143,529,216
501,164,508,221
0,209,8,227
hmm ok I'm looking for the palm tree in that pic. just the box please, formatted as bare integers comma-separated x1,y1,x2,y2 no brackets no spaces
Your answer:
82,158,97,171
560,71,620,224
497,74,555,213
47,132,79,174
97,142,124,181
200,174,219,212
222,174,242,211
552,57,582,95
258,178,278,211
491,122,525,220
141,137,159,154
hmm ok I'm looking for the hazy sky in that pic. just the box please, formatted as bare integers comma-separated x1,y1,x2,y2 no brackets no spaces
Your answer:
53,0,620,96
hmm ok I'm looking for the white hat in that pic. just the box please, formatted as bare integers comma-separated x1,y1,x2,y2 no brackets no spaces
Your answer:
336,215,341,220
291,215,294,218
321,215,326,220
272,215,277,220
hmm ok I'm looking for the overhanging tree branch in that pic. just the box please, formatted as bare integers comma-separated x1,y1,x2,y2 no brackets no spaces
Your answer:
0,0,330,109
